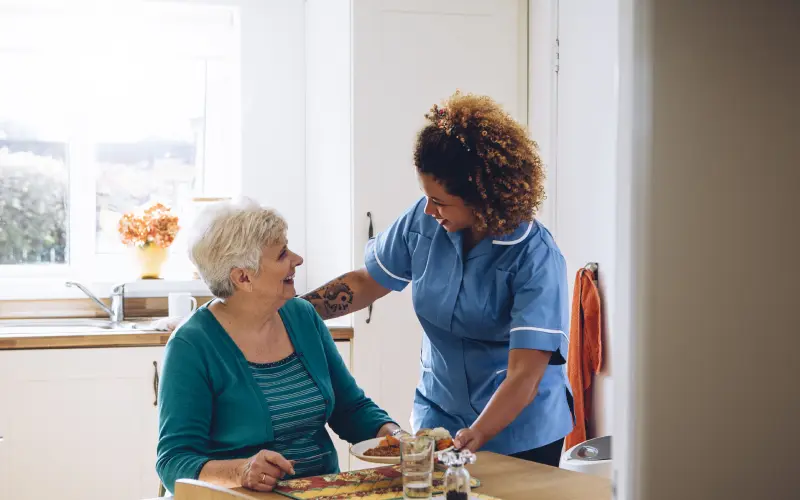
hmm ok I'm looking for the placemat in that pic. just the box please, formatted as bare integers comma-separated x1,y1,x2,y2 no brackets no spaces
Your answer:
273,465,481,500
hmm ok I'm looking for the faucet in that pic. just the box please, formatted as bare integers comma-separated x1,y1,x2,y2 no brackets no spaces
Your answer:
65,281,126,324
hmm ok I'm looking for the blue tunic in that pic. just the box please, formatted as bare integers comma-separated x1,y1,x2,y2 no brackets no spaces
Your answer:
365,197,574,454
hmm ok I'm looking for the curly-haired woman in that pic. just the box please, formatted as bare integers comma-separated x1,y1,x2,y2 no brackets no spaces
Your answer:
303,91,573,466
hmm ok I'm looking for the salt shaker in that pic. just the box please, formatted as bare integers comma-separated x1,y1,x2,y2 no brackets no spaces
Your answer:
438,449,476,500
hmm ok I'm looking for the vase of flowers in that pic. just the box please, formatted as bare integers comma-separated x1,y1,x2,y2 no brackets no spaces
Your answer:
118,202,180,279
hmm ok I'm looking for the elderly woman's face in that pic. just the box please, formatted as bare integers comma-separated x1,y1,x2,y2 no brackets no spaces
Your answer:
248,240,304,300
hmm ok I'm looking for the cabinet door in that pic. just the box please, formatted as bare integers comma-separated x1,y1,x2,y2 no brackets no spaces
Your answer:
0,347,165,500
326,340,352,471
352,0,527,446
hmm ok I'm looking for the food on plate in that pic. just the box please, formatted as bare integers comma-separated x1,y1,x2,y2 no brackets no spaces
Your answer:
416,427,455,451
363,435,400,457
361,428,455,458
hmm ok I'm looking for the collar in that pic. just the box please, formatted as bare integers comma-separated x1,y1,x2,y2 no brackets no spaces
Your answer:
492,220,534,246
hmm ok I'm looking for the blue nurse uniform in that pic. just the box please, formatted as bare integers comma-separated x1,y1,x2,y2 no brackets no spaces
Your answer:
364,197,574,455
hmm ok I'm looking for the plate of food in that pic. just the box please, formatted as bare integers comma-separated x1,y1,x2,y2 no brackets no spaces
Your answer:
349,427,455,464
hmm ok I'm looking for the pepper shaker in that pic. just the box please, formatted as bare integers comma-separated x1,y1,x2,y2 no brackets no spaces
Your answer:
437,449,477,500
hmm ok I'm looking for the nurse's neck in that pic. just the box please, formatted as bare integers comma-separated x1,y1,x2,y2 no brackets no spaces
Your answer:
463,228,488,254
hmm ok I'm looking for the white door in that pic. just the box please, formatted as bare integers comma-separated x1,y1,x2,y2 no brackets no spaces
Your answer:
351,0,527,458
550,0,619,437
0,347,164,500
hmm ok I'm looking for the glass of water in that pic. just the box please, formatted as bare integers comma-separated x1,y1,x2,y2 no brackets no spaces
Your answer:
399,434,435,499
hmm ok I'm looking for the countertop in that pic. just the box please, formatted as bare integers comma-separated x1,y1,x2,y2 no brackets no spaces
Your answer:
0,320,354,350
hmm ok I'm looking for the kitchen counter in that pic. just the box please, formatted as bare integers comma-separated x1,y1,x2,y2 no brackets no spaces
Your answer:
0,319,354,350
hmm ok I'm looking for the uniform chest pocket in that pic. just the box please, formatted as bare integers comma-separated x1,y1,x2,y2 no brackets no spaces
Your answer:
482,269,515,323
407,232,433,281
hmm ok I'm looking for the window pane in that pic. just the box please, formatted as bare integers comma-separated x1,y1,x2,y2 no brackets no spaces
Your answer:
95,140,199,253
0,140,69,265
92,59,206,254
0,54,72,266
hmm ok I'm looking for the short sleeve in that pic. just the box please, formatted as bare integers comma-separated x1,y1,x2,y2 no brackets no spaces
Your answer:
364,201,421,292
509,249,570,359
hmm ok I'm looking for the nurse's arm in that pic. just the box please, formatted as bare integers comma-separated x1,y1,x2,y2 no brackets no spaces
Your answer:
301,268,391,320
456,348,551,451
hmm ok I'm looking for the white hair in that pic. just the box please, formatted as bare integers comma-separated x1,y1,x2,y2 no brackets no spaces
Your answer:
187,197,288,298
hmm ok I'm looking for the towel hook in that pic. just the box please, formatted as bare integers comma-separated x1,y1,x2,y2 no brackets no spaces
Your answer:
584,262,599,282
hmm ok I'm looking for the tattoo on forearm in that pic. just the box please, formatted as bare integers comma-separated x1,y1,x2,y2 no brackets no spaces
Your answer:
303,276,354,318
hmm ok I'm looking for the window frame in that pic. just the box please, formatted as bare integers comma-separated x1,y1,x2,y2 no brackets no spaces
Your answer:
0,1,240,299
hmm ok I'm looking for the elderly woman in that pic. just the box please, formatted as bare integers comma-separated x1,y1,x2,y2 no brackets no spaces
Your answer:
156,199,401,494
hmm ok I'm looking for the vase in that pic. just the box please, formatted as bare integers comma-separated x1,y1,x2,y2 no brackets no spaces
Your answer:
134,244,168,279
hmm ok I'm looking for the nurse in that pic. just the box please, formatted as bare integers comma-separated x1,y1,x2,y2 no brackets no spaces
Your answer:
303,91,573,466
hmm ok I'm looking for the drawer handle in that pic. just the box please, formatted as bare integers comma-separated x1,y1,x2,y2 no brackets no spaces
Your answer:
367,212,375,240
366,211,375,324
153,360,159,407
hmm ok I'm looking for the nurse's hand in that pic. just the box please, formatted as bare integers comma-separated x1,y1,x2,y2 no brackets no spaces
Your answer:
453,427,487,453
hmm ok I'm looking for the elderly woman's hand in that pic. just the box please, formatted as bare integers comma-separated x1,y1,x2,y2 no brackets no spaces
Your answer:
238,450,295,491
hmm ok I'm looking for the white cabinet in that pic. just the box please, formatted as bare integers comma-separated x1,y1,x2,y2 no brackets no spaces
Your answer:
0,340,356,500
349,0,528,443
307,0,526,452
308,0,527,465
0,346,165,500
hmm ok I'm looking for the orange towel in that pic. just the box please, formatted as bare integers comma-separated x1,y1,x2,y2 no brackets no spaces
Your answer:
565,268,603,450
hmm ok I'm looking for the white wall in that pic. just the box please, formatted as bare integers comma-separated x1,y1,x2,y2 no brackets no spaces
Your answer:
304,0,353,326
234,0,308,292
617,0,799,498
173,0,308,292
531,0,619,437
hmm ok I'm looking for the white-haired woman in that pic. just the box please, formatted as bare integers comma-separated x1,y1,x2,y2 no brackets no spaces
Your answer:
156,198,401,494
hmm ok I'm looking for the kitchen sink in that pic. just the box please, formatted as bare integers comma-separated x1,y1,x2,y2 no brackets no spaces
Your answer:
0,318,151,334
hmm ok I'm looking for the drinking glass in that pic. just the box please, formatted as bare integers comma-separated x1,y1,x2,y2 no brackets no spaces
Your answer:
399,434,435,499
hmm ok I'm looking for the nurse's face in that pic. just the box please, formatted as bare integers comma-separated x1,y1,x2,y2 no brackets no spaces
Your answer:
419,173,476,232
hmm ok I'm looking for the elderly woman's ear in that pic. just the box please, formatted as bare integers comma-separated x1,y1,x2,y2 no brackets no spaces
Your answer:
230,268,255,293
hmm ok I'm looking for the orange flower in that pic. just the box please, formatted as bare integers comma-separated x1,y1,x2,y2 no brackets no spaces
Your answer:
118,202,180,249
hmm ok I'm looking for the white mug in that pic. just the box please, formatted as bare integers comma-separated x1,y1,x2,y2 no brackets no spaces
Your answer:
168,292,198,317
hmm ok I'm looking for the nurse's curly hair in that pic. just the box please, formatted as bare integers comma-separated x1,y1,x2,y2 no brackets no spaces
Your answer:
414,90,545,236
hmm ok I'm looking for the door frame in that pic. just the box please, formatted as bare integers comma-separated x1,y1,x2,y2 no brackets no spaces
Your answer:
527,0,560,234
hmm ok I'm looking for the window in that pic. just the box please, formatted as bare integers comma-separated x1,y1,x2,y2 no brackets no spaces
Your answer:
0,2,240,286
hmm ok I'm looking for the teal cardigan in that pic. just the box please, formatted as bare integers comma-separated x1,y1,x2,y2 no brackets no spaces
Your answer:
156,298,394,492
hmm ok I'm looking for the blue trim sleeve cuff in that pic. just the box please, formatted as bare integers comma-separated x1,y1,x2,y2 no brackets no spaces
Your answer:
509,327,565,352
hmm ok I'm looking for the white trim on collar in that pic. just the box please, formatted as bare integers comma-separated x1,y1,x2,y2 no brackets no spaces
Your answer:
492,221,533,246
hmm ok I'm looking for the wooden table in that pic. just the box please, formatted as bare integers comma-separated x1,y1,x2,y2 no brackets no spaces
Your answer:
220,452,611,500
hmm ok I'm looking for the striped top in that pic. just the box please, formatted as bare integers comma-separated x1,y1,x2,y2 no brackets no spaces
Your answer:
249,352,328,478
